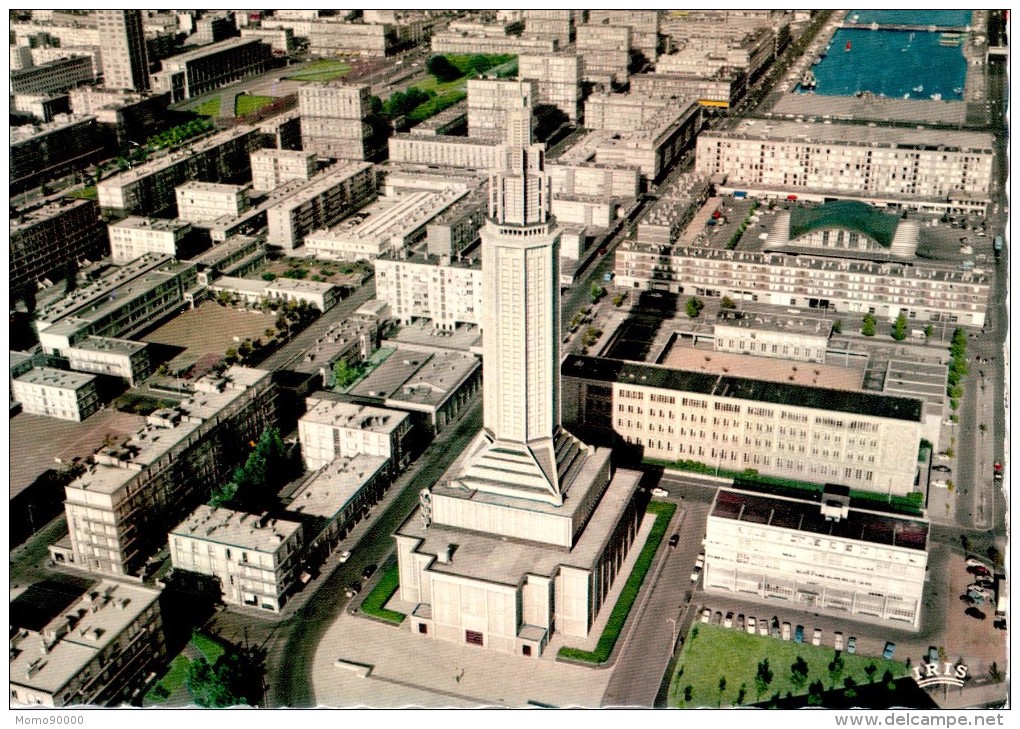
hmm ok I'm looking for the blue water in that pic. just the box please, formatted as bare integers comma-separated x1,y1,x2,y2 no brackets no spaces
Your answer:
800,28,967,100
847,10,974,28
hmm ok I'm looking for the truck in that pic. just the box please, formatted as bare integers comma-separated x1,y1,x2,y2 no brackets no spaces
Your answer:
994,235,1003,254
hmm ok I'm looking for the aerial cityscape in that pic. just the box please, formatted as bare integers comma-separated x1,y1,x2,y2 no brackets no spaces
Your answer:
7,9,1009,711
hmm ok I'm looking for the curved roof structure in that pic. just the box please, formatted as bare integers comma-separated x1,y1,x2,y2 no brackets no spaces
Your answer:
789,200,900,248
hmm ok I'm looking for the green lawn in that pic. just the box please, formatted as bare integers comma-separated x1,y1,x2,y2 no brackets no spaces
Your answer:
67,185,97,200
190,631,225,663
235,94,276,116
360,563,405,624
407,90,467,122
284,59,352,83
194,96,221,117
145,653,191,703
668,624,907,708
559,500,676,664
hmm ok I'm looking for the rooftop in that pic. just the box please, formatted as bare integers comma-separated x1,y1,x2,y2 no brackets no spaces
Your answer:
711,487,929,551
301,398,409,435
309,189,467,244
289,318,380,376
10,115,96,145
10,197,95,234
162,36,266,64
789,200,900,248
171,504,301,552
265,278,339,294
176,181,248,194
714,309,833,336
110,216,192,233
285,453,389,520
67,336,148,357
563,354,923,422
348,349,479,407
15,367,96,391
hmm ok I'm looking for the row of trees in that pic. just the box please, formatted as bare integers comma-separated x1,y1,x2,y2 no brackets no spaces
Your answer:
209,427,295,512
947,327,968,411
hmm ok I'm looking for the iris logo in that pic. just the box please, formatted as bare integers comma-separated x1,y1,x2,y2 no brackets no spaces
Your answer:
912,661,968,688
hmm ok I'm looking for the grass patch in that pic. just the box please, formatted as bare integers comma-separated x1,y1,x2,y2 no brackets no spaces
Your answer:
407,90,467,122
359,563,405,624
194,96,221,117
669,623,907,708
235,94,276,116
559,500,676,664
67,185,97,200
190,631,225,663
145,653,191,703
284,59,351,83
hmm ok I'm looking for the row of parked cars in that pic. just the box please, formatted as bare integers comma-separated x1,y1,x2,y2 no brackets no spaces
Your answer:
961,557,999,624
700,609,862,654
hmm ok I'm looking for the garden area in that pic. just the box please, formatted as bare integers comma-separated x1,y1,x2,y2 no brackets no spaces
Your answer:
284,58,352,83
235,94,277,117
558,500,676,664
193,96,222,117
259,257,372,288
145,630,225,704
359,563,405,625
668,623,907,708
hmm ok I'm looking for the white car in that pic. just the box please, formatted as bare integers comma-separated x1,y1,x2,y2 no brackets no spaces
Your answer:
966,557,990,569
746,617,757,635
930,480,950,489
812,628,822,646
834,632,844,651
339,550,351,563
650,488,669,498
701,608,711,624
758,618,769,637
695,553,705,570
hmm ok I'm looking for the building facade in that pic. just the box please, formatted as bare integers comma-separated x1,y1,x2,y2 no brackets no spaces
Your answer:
151,37,271,102
299,82,375,161
12,367,100,422
250,149,317,193
297,398,412,472
10,56,94,95
175,181,250,223
375,253,483,329
518,53,584,123
10,115,105,192
96,10,150,91
10,198,107,294
64,336,151,386
108,217,193,265
467,78,538,142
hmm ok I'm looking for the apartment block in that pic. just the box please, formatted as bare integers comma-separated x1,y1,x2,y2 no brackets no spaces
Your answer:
576,24,630,86
64,367,277,577
593,99,702,181
250,149,317,193
10,56,94,95
12,93,72,123
9,581,165,707
150,37,271,102
299,82,374,161
9,198,107,294
36,255,200,355
194,12,237,45
286,317,381,390
308,20,397,57
64,336,152,386
518,53,584,123
30,47,103,80
108,217,193,265
522,10,579,47
10,45,34,71
12,368,100,422
704,485,928,629
388,134,503,171
425,190,488,259
175,181,250,223
170,506,303,613
239,26,296,55
375,253,483,328
696,120,994,210
10,114,105,191
265,162,376,250
431,22,557,55
587,10,660,62
630,68,747,109
11,20,102,48
584,92,671,131
67,88,173,149
189,236,265,282
546,163,641,199
96,10,150,91
298,398,412,472
304,188,467,261
467,78,538,142
98,126,263,216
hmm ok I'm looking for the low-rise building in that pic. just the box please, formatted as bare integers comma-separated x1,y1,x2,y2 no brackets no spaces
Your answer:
63,367,277,577
175,181,251,223
108,217,194,265
298,398,412,472
713,310,831,363
170,506,303,613
9,581,165,707
207,276,341,312
9,198,107,294
12,367,100,422
704,485,928,629
65,336,151,386
387,134,503,171
150,37,272,102
250,148,317,193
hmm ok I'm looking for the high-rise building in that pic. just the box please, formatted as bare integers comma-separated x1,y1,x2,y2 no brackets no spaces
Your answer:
96,10,150,92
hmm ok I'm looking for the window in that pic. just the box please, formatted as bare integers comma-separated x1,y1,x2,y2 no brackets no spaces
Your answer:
465,630,483,646
418,623,428,634
523,645,532,656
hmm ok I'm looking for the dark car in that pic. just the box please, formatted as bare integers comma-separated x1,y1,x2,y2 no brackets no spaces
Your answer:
883,641,896,659
794,625,804,643
932,465,952,473
361,564,377,580
668,534,680,548
994,618,1007,631
968,564,992,577
926,646,940,664
965,607,987,620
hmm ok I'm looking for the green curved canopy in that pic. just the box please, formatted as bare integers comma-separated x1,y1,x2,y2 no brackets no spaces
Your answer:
789,200,899,248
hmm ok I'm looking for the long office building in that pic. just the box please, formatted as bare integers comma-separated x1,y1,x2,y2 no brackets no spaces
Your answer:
696,119,995,212
562,354,927,497
375,252,483,329
266,162,376,250
704,485,929,629
630,68,747,109
10,198,107,294
431,22,557,55
98,126,263,216
63,367,277,578
150,37,271,102
96,10,150,91
307,20,397,57
387,134,503,171
614,241,990,327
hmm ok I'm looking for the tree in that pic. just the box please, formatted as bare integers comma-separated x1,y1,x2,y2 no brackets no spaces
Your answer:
924,324,934,339
612,293,626,307
891,312,908,341
789,656,809,690
864,663,878,683
333,359,365,389
987,545,1003,567
861,313,877,337
262,272,278,281
828,653,845,688
843,676,857,700
720,296,736,310
590,283,605,302
683,685,693,703
807,679,825,706
736,683,747,705
426,54,462,82
755,658,774,699
685,296,705,318
960,534,971,551
882,669,896,691
832,318,842,334
717,676,727,706
989,662,1003,684
238,339,254,359
186,654,249,708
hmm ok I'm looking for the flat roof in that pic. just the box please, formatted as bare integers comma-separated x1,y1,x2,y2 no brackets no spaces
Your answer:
67,336,148,356
789,200,900,248
771,93,970,126
714,309,832,336
661,345,863,391
15,367,95,390
711,487,929,551
162,36,266,64
266,278,338,294
10,198,94,234
176,181,247,194
563,354,923,422
110,216,191,233
171,504,301,552
300,398,409,435
387,352,480,408
10,114,95,145
289,318,380,376
285,453,389,520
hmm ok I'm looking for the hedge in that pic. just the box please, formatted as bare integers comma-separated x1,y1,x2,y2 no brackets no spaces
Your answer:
359,563,405,624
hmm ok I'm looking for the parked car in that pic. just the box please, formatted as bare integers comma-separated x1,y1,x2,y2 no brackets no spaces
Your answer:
926,646,940,664
361,563,377,580
668,534,680,548
932,465,952,473
883,641,896,659
968,564,992,577
339,550,351,563
834,632,844,652
695,553,705,570
344,583,360,598
758,618,769,637
794,625,804,643
690,569,701,583
746,617,757,635
846,636,857,655
724,612,734,629
993,618,1007,631
812,628,822,646
781,622,792,641
965,607,987,620
651,487,669,498
701,608,712,624
966,557,990,569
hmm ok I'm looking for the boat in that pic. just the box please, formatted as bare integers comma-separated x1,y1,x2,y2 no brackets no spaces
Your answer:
845,40,852,52
930,93,943,101
954,87,963,94
913,85,924,93
870,22,879,30
849,13,859,23
903,93,910,99
800,70,817,89
940,32,963,47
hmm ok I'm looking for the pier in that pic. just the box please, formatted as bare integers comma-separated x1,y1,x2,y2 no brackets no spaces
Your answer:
839,22,970,33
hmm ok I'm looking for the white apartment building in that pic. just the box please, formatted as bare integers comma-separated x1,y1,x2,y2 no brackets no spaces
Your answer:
170,506,303,613
175,181,250,223
522,10,578,48
9,581,165,707
375,253,483,329
696,120,995,211
65,336,151,386
630,69,747,109
587,10,660,61
431,23,557,55
546,163,641,199
250,149,317,193
584,93,673,132
299,82,374,161
615,242,989,327
12,367,100,422
108,217,193,265
704,486,929,629
576,24,630,85
265,162,376,250
519,53,584,123
387,134,503,171
467,78,538,142
562,354,926,497
594,100,702,181
298,398,411,472
303,188,468,261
